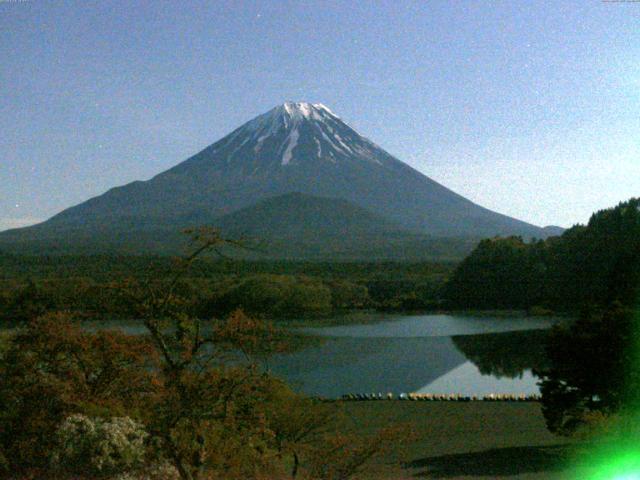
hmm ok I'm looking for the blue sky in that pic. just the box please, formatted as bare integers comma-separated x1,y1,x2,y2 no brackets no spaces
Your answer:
1,0,639,231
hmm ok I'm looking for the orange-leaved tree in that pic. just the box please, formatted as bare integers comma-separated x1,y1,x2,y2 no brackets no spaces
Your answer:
0,312,157,475
0,228,412,480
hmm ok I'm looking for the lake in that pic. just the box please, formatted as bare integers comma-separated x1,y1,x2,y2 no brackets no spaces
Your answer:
73,313,560,399
265,314,559,398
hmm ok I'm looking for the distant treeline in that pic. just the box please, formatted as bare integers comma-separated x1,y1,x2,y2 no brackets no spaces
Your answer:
444,198,640,311
0,254,455,281
0,257,455,323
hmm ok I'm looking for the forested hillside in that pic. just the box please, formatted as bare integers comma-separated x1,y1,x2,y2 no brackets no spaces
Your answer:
444,198,640,311
0,256,453,323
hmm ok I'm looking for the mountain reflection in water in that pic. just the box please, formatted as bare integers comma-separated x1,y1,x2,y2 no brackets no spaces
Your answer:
267,336,467,397
267,315,555,398
415,362,541,396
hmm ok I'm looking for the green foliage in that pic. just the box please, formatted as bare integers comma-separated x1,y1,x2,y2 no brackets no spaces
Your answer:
444,198,640,312
443,199,640,437
0,278,55,324
536,304,640,434
0,257,454,323
327,280,370,310
204,274,332,318
444,236,546,309
367,276,444,311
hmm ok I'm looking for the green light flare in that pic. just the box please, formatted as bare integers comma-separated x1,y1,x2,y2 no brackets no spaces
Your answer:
564,306,640,480
574,443,640,480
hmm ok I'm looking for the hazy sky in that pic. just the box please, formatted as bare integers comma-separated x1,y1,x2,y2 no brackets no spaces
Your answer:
2,0,639,232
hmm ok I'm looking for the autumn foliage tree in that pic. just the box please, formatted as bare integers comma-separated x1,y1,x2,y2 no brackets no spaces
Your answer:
0,312,156,474
0,228,409,480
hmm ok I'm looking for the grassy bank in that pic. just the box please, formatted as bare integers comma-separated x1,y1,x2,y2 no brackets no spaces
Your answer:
338,401,578,479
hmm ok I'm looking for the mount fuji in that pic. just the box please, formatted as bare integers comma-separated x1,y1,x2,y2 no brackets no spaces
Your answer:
0,102,558,258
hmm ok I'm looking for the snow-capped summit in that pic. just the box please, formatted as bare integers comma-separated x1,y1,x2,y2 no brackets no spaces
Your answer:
214,102,383,167
245,102,337,132
280,101,336,120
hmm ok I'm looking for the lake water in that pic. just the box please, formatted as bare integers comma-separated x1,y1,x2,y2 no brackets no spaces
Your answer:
265,314,559,398
71,313,560,399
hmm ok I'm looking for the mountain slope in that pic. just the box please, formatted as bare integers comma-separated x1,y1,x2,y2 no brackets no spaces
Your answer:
0,102,557,256
207,193,479,260
0,193,479,260
212,192,404,238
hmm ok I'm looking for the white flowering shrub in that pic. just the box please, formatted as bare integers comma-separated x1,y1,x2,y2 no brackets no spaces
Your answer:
51,414,98,471
113,462,180,480
52,414,149,477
